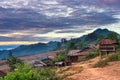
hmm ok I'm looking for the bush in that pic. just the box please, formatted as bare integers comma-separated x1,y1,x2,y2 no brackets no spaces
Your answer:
66,41,77,52
107,53,120,62
94,60,108,68
0,64,35,80
0,64,57,80
6,51,24,71
52,51,67,63
85,52,98,60
38,67,56,80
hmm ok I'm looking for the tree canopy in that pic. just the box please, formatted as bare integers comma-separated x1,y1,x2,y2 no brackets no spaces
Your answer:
107,32,118,42
52,51,67,63
66,41,77,52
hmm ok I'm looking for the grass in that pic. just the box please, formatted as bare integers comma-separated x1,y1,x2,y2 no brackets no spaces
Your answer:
58,66,83,80
94,52,120,68
107,53,120,62
57,67,71,74
85,52,98,60
78,66,83,73
94,59,108,68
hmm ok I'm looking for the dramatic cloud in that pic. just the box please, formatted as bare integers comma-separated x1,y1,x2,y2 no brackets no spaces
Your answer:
0,0,120,43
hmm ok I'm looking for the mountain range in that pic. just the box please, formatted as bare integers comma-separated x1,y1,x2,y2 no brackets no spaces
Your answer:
0,28,120,59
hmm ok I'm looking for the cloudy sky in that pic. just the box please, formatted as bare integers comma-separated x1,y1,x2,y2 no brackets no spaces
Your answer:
0,0,120,45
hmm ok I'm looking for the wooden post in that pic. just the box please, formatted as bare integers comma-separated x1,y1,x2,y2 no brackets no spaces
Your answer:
106,51,108,56
99,51,102,59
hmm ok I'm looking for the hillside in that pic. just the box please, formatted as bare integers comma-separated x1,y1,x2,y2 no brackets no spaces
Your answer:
0,50,60,71
0,28,120,59
72,28,120,43
56,57,120,80
0,41,61,59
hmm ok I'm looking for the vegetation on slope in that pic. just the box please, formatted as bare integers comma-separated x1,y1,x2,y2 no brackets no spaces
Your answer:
85,52,98,60
52,51,68,63
94,52,120,68
6,51,23,71
0,63,58,80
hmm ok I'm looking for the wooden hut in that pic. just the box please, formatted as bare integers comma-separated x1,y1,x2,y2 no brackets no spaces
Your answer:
55,60,71,67
32,60,46,68
41,56,54,66
68,50,87,62
98,39,117,55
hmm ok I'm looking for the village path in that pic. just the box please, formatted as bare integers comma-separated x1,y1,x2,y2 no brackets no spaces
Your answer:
64,57,120,80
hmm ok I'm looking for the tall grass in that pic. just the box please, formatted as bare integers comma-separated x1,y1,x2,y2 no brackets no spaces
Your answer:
107,53,120,62
85,52,98,60
94,60,108,68
94,52,120,68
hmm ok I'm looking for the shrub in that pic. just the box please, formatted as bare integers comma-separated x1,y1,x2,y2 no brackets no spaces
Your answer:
38,67,56,80
94,60,108,68
0,64,57,80
6,51,24,71
85,52,98,60
107,53,120,62
52,51,67,63
0,64,35,80
65,41,77,52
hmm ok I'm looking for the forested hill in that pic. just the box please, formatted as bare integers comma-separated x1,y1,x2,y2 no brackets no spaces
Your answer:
0,28,120,59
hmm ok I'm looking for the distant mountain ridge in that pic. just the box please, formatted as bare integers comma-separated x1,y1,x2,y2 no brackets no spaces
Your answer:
0,41,61,59
74,28,120,43
0,28,120,59
0,45,19,50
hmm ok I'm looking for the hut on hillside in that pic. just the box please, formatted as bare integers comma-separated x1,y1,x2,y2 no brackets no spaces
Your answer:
32,60,46,68
68,50,81,62
55,60,71,67
41,56,54,66
68,46,97,62
98,39,117,55
68,49,90,62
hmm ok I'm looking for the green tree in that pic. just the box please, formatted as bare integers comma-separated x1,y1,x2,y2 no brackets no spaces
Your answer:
78,40,88,49
107,32,118,41
118,39,120,45
0,64,57,80
0,64,35,80
52,51,67,63
99,35,105,41
6,51,23,71
37,67,56,80
107,33,119,50
66,41,77,52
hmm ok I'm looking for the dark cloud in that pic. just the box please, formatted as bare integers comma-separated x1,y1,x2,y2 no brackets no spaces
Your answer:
0,0,120,42
0,36,17,41
0,35,52,42
56,28,93,33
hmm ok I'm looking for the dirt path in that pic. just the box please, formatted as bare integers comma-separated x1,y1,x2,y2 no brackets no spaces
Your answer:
64,57,120,80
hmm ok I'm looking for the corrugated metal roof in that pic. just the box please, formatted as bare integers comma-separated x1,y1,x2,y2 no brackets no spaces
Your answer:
99,39,116,45
68,50,87,56
68,50,81,55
